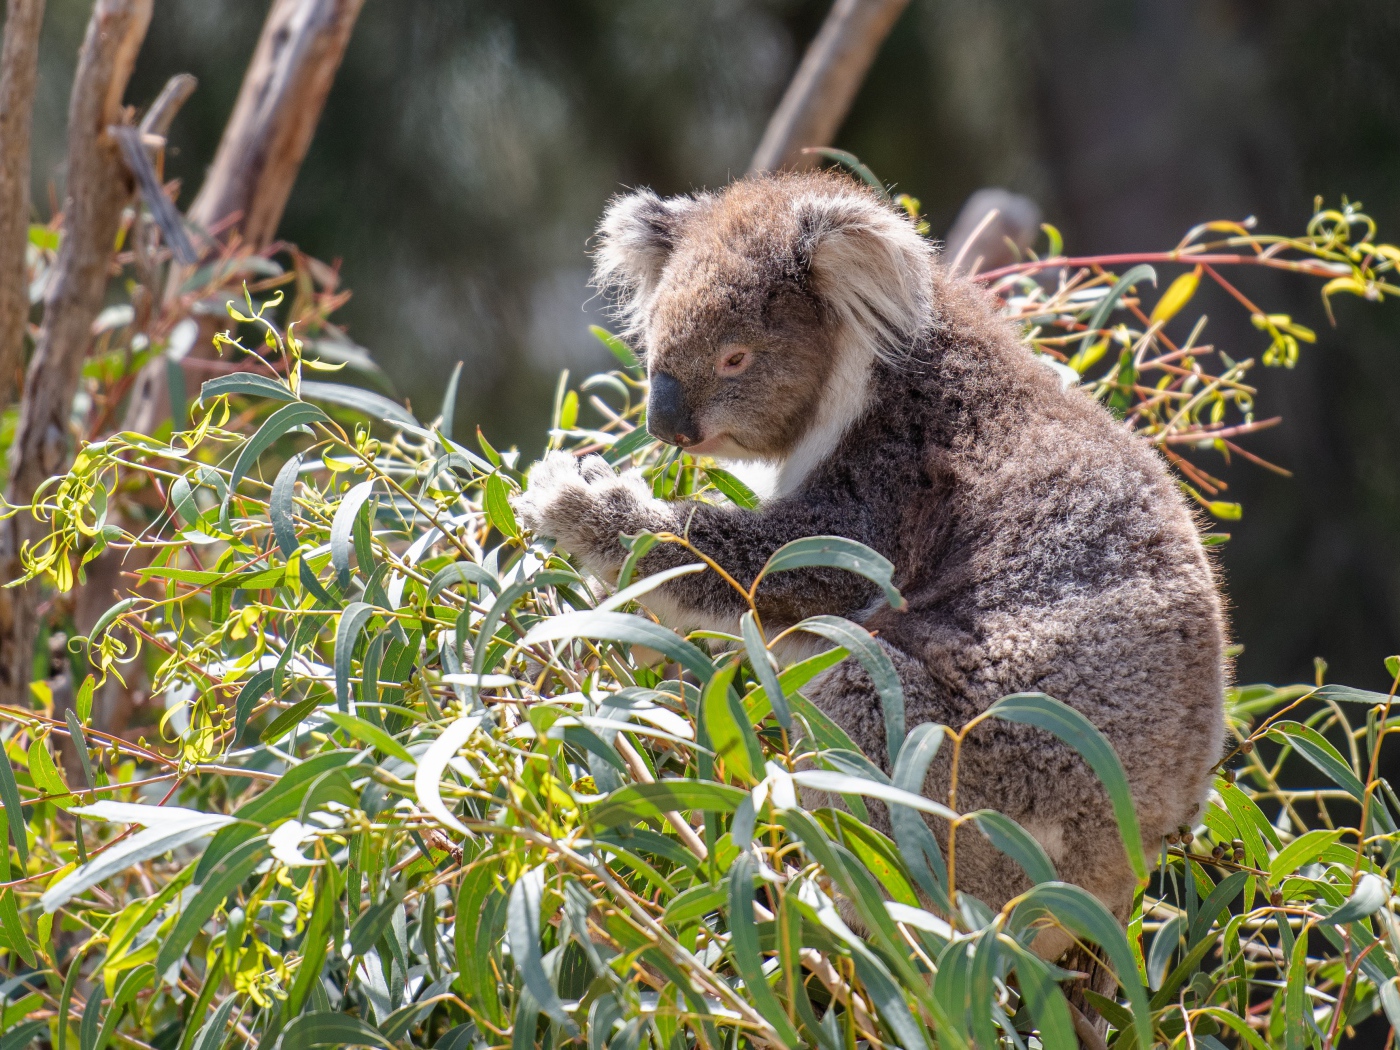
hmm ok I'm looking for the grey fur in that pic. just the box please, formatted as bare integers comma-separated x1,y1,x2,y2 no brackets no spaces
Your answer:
515,171,1227,939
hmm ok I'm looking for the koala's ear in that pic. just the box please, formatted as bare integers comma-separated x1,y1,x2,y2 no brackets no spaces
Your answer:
794,192,935,357
593,189,701,328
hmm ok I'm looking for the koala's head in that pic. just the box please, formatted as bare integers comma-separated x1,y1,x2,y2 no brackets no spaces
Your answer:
593,172,934,462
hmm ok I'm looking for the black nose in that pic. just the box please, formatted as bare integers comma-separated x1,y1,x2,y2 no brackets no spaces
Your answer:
647,372,699,447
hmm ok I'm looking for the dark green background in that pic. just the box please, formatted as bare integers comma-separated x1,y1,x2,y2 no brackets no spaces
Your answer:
15,0,1400,690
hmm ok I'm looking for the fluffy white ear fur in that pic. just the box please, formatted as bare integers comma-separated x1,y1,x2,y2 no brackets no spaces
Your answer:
592,189,702,336
796,191,936,360
776,192,935,495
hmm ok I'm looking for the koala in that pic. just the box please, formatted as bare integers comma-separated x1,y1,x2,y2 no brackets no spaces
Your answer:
515,171,1226,940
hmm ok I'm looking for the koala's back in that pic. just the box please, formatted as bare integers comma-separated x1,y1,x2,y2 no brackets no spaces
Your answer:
809,265,1227,919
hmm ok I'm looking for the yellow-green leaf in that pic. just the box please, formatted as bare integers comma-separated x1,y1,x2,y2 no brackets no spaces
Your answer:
1149,266,1201,325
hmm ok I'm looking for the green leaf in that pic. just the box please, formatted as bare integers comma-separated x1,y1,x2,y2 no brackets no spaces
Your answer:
325,711,413,763
591,325,639,369
198,373,297,405
805,147,888,198
76,675,94,723
280,1012,396,1050
227,401,329,501
1266,721,1367,801
91,964,154,1050
759,535,905,610
233,668,275,745
744,646,847,722
662,885,727,926
301,380,418,426
1011,882,1152,1050
888,721,950,910
790,770,958,821
0,889,35,967
701,660,761,784
524,610,715,681
1189,870,1248,947
1268,829,1342,886
348,880,406,956
987,692,1146,881
335,602,376,712
156,837,267,974
484,473,519,538
284,864,339,1017
271,476,327,572
589,780,748,827
28,737,73,807
968,809,1057,885
188,996,238,1050
793,615,905,765
1087,264,1157,334
1314,683,1395,707
0,742,28,868
508,866,578,1035
1147,914,1184,991
456,862,505,1022
415,715,483,836
1284,919,1310,1050
331,480,376,585
779,892,839,1050
86,597,137,648
64,708,97,792
196,752,357,879
704,467,760,509
740,611,789,732
1325,872,1389,925
425,560,500,603
727,853,802,1047
0,1021,46,1050
1007,943,1077,1050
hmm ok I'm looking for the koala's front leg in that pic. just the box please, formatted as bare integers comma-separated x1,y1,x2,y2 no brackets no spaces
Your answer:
513,452,674,584
514,453,882,634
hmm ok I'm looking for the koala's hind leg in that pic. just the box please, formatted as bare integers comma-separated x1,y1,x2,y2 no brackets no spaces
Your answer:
801,640,1032,913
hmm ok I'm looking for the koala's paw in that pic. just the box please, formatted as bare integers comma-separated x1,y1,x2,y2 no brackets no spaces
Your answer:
513,452,658,574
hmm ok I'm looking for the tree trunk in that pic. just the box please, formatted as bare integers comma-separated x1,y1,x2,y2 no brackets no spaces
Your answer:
180,0,366,257
749,0,911,173
0,0,154,708
0,0,47,412
147,0,365,425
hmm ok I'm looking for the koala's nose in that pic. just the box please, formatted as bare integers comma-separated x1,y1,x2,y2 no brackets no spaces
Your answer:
647,372,700,447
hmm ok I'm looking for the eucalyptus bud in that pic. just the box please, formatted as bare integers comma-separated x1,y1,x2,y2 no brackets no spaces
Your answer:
1239,740,1254,754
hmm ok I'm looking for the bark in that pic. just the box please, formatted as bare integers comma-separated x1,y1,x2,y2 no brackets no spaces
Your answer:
139,0,363,439
0,0,47,412
749,0,911,173
183,0,365,252
0,0,154,708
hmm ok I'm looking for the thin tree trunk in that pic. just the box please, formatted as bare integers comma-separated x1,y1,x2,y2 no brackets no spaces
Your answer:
181,0,365,257
148,0,365,424
0,0,153,707
750,0,911,173
0,0,47,412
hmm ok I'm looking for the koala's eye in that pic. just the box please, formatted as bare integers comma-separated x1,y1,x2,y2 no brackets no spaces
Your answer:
716,346,752,377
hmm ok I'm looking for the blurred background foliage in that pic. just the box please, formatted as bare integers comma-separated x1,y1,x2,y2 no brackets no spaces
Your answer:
12,0,1400,689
